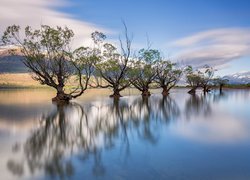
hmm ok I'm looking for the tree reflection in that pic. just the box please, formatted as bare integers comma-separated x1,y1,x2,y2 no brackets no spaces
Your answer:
184,92,227,119
157,96,180,123
8,95,180,179
185,94,211,119
129,96,180,144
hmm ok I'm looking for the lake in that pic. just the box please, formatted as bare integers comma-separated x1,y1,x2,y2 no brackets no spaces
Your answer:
0,88,250,180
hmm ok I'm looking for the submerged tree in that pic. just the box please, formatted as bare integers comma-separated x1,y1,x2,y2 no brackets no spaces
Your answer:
92,24,132,98
185,66,202,94
155,60,182,96
199,65,215,93
213,77,229,94
185,65,215,94
129,48,160,97
2,25,96,102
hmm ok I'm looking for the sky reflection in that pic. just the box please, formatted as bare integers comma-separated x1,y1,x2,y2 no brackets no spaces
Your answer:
0,89,250,179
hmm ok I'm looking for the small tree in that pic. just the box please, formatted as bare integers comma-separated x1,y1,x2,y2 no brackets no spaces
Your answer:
214,77,228,93
129,49,160,97
92,25,132,98
155,60,182,96
2,25,96,102
199,65,215,93
185,66,202,94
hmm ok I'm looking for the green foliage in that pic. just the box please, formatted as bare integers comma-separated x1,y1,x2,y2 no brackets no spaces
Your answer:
2,25,97,100
138,48,160,63
2,25,75,87
199,65,215,87
96,43,124,79
92,26,132,95
3,24,232,99
185,65,214,89
129,48,160,92
91,31,106,45
155,60,182,92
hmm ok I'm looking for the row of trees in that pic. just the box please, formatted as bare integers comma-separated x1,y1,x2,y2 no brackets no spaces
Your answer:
1,25,227,103
185,65,228,94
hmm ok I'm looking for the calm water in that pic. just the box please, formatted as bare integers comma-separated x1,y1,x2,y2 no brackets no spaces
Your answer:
0,88,250,180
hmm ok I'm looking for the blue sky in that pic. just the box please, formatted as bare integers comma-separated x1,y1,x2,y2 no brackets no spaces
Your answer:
1,0,250,75
57,0,250,40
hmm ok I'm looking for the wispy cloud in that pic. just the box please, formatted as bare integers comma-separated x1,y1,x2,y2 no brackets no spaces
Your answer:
172,28,250,68
0,0,111,47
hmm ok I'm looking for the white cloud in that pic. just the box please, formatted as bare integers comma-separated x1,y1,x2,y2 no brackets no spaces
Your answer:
172,28,250,68
0,0,111,48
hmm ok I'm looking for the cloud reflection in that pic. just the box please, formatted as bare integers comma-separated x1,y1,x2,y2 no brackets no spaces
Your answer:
6,96,180,178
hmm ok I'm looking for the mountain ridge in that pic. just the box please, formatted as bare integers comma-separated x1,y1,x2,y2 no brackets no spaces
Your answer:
223,71,250,85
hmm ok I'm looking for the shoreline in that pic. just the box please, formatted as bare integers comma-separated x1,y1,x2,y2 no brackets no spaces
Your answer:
0,85,249,91
1,73,250,90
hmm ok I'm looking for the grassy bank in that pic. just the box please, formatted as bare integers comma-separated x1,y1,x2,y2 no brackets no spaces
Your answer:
0,73,45,89
0,73,79,89
224,84,250,89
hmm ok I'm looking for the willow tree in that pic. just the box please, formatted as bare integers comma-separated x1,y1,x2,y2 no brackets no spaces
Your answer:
2,25,96,102
155,60,182,96
185,66,202,94
199,65,215,93
92,25,132,98
214,77,228,93
129,49,160,97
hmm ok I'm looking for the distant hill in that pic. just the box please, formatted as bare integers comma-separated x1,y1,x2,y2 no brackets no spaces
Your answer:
0,55,28,73
224,71,250,85
1,47,250,86
0,48,28,73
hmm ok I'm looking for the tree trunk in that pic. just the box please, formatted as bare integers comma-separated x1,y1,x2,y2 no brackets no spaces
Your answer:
188,87,197,95
162,86,169,96
203,86,207,94
52,86,72,103
203,85,210,94
219,85,223,94
110,88,122,98
141,89,151,97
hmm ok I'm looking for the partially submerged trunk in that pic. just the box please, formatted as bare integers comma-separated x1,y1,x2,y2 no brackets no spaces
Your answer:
141,89,151,97
161,86,169,96
203,85,210,94
188,87,197,95
219,84,223,94
109,88,122,99
52,92,72,103
52,87,72,103
51,75,86,103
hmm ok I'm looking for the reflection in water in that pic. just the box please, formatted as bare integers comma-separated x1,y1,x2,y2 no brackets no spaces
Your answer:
3,90,250,180
177,91,250,144
184,91,228,119
185,94,212,119
7,96,180,179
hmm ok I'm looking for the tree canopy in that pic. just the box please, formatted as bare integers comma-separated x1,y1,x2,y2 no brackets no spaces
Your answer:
155,60,182,96
1,24,229,101
129,48,160,96
2,25,97,102
91,25,133,98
